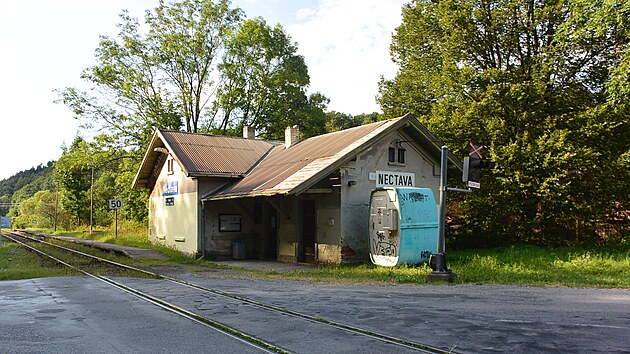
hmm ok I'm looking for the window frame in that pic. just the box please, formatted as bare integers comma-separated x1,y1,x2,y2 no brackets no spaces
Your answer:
167,158,174,175
388,145,406,166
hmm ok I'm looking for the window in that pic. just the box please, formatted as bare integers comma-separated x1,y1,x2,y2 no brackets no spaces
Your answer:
167,158,174,175
388,147,396,163
397,147,406,164
219,214,241,232
388,144,406,165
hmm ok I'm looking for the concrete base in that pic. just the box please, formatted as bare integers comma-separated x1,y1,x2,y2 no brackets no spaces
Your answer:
426,271,457,282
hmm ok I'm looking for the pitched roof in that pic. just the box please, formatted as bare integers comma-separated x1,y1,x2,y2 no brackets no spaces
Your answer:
206,118,399,199
133,114,462,196
205,114,462,200
132,130,278,189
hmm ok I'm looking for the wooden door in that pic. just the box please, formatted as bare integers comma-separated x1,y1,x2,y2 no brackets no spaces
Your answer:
300,200,317,263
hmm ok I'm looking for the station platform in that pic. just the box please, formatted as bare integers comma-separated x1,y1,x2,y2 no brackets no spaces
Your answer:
14,230,317,270
17,230,167,259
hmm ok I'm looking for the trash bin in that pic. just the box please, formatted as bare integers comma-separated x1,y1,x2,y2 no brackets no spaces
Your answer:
232,240,246,260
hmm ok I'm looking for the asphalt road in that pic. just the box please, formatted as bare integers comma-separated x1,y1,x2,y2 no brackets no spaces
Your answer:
0,276,267,354
1,271,629,353
163,268,630,353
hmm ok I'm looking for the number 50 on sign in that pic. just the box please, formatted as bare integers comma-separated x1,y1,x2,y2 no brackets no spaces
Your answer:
109,199,122,209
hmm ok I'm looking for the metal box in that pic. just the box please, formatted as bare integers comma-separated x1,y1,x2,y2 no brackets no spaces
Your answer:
369,187,438,266
232,240,246,260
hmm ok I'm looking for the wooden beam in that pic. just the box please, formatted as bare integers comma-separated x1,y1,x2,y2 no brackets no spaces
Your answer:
303,188,333,194
228,200,255,219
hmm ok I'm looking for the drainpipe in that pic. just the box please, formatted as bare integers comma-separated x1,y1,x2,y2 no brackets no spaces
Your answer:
199,200,206,259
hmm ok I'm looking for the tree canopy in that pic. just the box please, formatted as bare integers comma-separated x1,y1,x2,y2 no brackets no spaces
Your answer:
379,0,629,245
45,0,339,230
324,111,382,132
52,135,148,229
56,0,328,148
0,162,54,219
215,17,326,138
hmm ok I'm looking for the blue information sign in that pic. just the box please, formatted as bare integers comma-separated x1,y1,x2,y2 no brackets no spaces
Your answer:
163,181,178,196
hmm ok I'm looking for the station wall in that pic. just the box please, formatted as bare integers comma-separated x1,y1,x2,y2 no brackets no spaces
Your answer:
339,130,441,261
148,156,199,256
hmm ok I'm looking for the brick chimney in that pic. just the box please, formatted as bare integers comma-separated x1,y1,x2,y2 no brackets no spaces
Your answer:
243,126,256,139
285,125,300,148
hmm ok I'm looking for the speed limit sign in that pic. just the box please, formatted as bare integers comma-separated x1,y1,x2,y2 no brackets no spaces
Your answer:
109,199,122,209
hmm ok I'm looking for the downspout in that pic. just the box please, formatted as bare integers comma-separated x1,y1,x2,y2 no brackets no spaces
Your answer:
198,199,206,260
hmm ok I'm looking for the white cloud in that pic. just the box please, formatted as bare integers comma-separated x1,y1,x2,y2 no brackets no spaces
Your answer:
286,0,406,115
294,7,317,21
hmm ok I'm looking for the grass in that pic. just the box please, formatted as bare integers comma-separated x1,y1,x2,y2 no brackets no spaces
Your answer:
29,227,199,264
3,228,629,288
232,244,630,288
263,263,434,284
449,245,630,288
0,241,79,280
78,229,213,266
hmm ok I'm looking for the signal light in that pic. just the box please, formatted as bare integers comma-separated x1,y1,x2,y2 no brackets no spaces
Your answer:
463,156,493,188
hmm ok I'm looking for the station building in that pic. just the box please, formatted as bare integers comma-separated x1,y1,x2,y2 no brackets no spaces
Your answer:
132,114,461,263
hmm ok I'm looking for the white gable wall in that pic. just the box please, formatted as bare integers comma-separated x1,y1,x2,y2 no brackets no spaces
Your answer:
148,156,199,256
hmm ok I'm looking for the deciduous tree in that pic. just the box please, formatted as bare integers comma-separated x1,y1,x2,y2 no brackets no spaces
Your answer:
217,18,306,133
53,136,147,228
57,0,328,148
57,0,242,149
379,0,629,245
14,190,57,229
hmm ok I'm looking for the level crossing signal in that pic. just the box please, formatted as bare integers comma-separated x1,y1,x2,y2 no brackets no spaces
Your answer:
462,143,493,188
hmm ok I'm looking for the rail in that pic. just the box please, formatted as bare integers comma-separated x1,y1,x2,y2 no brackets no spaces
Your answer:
4,230,453,354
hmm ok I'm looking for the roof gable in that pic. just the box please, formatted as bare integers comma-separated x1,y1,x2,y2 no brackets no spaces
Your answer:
132,129,278,189
207,118,401,199
134,114,462,195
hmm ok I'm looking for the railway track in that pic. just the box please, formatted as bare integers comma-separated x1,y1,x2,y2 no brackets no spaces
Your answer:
4,230,452,354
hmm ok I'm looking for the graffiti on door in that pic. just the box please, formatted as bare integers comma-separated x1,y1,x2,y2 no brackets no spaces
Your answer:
372,230,398,257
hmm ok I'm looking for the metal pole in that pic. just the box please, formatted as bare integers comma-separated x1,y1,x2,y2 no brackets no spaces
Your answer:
115,208,118,238
437,145,448,253
54,180,59,232
88,164,94,234
427,145,456,281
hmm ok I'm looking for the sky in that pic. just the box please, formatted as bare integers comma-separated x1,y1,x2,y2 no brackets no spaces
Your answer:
0,0,406,180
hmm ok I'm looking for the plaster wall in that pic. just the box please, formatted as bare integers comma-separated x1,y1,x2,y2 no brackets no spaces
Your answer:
202,193,342,264
339,131,440,261
203,200,254,260
148,156,199,255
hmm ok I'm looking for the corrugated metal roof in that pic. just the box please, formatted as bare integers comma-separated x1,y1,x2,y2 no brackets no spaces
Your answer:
132,129,278,189
134,114,461,195
207,118,402,199
160,130,278,176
